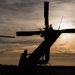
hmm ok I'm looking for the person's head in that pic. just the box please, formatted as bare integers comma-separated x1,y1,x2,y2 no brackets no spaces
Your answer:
24,49,27,53
50,24,52,27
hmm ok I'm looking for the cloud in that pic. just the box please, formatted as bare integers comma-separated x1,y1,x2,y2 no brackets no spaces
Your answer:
0,0,45,35
50,52,75,66
0,0,6,4
0,0,44,46
49,0,75,29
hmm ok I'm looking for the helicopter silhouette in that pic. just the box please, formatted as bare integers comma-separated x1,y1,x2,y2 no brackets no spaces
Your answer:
16,2,75,66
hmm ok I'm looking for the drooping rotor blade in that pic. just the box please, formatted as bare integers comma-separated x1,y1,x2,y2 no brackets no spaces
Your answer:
58,16,63,30
44,1,49,29
60,29,75,33
0,35,15,38
16,31,44,36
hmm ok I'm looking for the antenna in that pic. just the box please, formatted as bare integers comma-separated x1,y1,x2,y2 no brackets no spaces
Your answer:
58,16,63,30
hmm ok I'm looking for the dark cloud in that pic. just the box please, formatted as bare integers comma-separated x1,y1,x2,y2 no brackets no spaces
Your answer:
50,52,75,66
0,36,43,44
0,0,45,45
51,52,75,57
0,0,6,4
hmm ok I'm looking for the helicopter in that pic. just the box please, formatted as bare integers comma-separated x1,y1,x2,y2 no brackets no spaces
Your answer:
16,2,75,66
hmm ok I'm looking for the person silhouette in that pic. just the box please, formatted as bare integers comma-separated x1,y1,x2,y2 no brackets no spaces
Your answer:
18,49,28,67
49,24,53,30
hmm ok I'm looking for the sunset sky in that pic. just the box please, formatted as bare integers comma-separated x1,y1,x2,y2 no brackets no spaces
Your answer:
0,0,75,66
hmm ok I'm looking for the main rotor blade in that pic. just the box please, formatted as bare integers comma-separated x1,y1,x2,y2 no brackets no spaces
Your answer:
60,29,75,33
16,31,43,36
0,35,15,38
44,1,49,29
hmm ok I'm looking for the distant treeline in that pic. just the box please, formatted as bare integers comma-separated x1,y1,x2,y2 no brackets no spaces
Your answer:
0,64,18,75
0,64,75,75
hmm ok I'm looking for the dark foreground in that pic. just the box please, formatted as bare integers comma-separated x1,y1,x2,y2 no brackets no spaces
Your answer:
0,64,75,75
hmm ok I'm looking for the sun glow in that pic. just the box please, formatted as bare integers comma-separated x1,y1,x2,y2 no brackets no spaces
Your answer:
51,17,74,30
56,18,74,41
60,22,73,30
